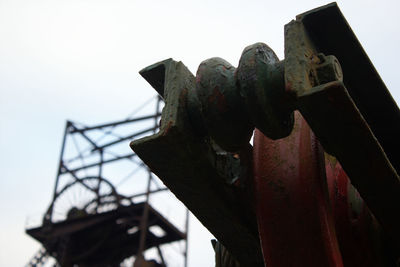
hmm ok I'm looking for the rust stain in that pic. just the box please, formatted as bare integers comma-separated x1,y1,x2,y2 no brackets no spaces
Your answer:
285,81,298,100
207,86,228,113
162,120,174,136
179,87,188,105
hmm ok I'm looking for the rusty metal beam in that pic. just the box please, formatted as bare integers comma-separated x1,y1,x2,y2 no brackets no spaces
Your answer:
131,59,264,266
284,3,400,250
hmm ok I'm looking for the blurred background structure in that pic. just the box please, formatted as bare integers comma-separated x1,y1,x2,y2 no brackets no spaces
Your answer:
0,0,399,266
25,96,189,266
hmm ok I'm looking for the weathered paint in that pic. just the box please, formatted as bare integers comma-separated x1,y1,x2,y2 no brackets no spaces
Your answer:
133,3,400,265
132,59,264,266
237,42,294,140
253,112,343,267
325,156,391,267
285,4,400,248
195,57,253,152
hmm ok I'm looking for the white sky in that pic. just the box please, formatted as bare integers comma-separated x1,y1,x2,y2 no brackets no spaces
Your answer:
1,0,399,266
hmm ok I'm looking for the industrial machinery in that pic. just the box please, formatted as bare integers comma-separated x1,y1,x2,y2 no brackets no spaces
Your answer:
131,3,400,267
26,97,189,267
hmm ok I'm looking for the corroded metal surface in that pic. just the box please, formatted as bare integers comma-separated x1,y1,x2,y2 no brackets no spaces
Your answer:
296,80,400,250
325,156,395,266
131,59,264,266
299,3,400,175
285,4,400,250
131,2,400,265
253,113,396,266
237,43,294,140
195,57,253,152
253,112,343,267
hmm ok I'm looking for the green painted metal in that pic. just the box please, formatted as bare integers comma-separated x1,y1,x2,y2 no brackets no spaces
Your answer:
285,3,400,252
237,42,294,140
195,57,253,152
131,2,400,263
131,59,264,266
298,3,400,176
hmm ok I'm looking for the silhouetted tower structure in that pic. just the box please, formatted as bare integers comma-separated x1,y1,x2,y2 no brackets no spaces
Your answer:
26,96,189,267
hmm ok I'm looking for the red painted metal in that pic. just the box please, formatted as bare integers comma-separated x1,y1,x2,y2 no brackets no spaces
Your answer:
325,156,387,267
253,112,393,266
253,112,343,267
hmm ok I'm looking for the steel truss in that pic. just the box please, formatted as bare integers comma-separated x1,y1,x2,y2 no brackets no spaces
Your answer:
26,96,189,267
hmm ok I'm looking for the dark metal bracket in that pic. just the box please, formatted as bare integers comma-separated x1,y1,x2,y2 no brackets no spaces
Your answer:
285,3,400,249
131,59,263,266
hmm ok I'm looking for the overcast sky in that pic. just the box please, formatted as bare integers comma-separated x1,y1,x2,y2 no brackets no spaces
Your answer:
1,0,399,266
